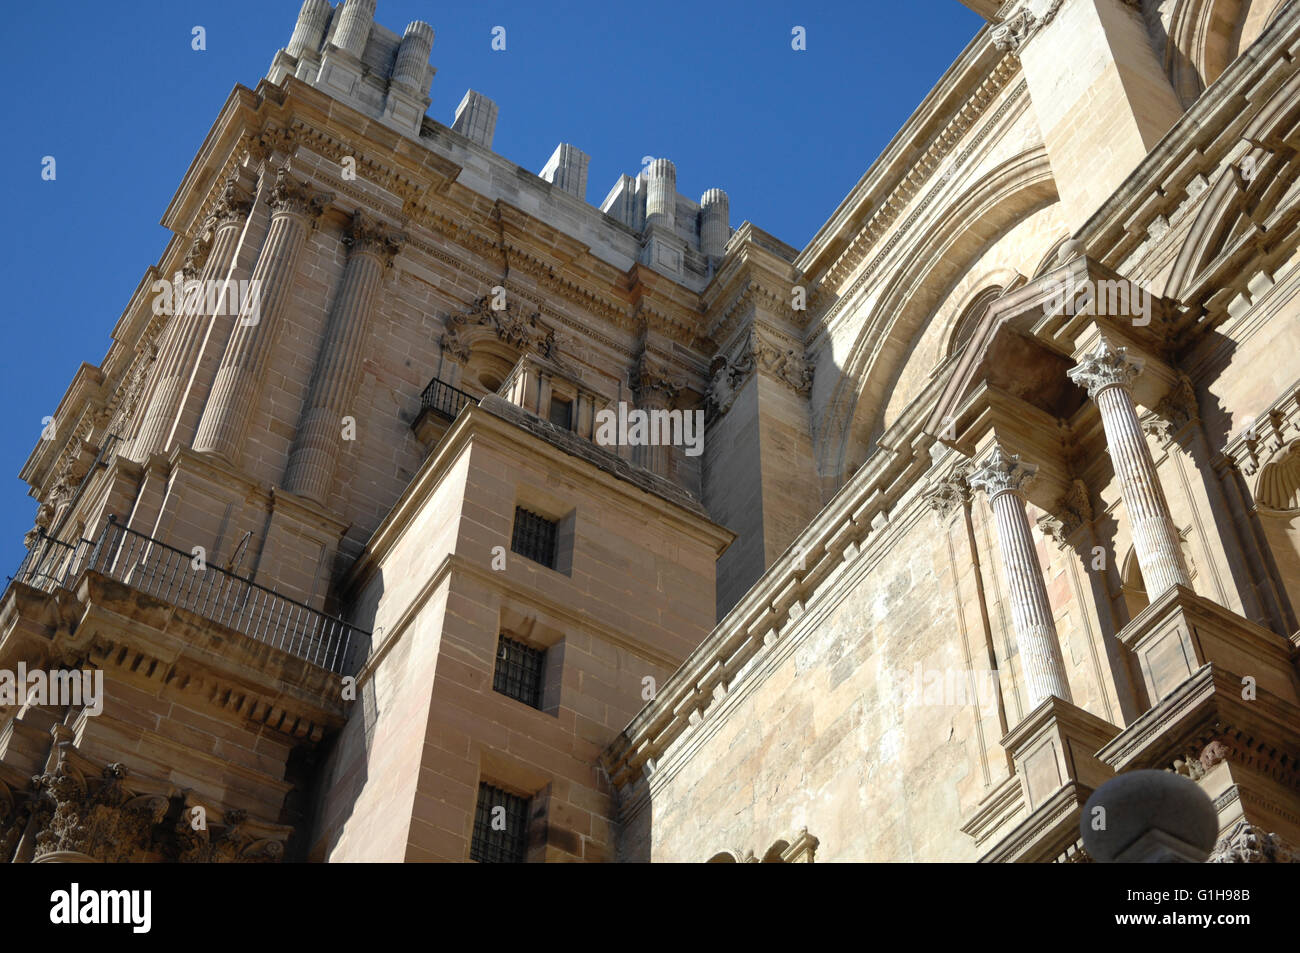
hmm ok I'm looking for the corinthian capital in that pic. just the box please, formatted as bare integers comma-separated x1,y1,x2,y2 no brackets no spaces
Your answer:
344,210,407,266
266,167,333,222
209,172,255,229
632,350,684,406
1067,340,1143,398
968,445,1037,500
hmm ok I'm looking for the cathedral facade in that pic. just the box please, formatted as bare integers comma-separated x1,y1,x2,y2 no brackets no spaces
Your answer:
3,0,1299,863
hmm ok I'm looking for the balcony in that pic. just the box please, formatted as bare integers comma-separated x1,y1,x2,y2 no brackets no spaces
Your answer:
7,517,367,676
413,376,479,446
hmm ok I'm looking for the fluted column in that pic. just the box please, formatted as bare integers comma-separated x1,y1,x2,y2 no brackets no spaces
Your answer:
284,211,404,503
391,20,434,91
969,446,1074,708
1068,341,1192,597
130,176,253,461
286,0,332,58
193,168,332,464
331,0,376,57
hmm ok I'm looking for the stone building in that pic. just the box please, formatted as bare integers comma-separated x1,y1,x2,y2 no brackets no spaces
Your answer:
2,0,1298,863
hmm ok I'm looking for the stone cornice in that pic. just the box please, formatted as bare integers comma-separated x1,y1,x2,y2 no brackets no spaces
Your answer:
808,76,1029,349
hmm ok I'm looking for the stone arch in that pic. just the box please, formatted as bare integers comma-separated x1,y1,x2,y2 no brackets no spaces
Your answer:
1163,0,1288,108
706,850,739,863
761,840,791,863
1166,65,1300,305
815,149,1058,490
941,282,1010,364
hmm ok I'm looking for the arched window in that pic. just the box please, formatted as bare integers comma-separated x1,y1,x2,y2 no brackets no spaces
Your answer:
946,286,1003,359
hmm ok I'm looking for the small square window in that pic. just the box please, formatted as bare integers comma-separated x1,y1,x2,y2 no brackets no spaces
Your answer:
548,397,573,430
493,634,545,709
470,783,530,863
511,507,557,568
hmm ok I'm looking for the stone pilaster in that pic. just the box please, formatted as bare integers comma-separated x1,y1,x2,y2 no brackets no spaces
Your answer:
1068,340,1192,597
130,174,254,462
969,445,1073,709
284,211,405,503
193,168,332,465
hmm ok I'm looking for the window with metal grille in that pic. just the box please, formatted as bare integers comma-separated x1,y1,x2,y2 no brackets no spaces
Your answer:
493,634,545,709
470,783,530,863
548,397,573,430
511,507,557,568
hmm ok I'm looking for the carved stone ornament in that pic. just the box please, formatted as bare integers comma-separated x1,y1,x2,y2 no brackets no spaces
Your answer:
1208,820,1300,863
266,166,333,222
754,332,815,395
993,9,1038,52
632,350,687,406
439,294,558,365
968,445,1037,500
1035,478,1093,548
241,124,297,163
1067,340,1143,398
208,171,256,230
923,462,974,521
181,229,214,280
30,740,176,863
21,734,293,864
344,210,407,267
1142,375,1199,445
705,338,757,420
174,800,293,863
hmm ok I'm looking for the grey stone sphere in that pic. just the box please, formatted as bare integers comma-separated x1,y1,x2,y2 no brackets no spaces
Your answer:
1080,770,1219,862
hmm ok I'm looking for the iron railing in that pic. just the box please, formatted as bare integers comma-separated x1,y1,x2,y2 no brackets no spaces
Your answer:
7,518,368,676
419,376,478,421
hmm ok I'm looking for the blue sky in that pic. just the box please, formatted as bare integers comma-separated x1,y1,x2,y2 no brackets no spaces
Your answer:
0,0,981,570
